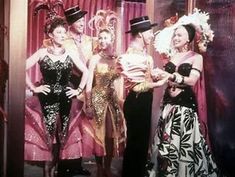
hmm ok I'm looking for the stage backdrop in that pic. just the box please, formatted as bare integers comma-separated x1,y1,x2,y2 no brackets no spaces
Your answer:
197,1,235,177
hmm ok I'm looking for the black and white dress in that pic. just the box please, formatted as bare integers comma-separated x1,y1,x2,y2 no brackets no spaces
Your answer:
156,60,219,177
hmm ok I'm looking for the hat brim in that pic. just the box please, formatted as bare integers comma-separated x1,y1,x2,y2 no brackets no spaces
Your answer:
67,11,88,25
125,23,158,34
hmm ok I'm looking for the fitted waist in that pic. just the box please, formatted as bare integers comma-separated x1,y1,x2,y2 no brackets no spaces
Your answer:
163,87,197,111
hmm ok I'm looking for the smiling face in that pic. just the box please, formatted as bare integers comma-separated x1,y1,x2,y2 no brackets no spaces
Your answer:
141,29,154,45
172,26,189,49
98,30,113,51
49,26,67,46
70,17,85,34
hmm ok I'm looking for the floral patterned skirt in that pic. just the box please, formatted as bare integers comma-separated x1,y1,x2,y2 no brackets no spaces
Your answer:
156,104,218,177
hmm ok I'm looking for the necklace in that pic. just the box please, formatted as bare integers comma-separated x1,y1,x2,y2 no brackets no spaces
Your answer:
48,47,66,56
99,51,116,60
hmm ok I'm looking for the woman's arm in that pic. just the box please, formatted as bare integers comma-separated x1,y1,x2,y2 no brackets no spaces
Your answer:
65,51,89,98
26,48,50,94
85,56,98,116
172,54,203,86
26,48,43,70
86,56,98,94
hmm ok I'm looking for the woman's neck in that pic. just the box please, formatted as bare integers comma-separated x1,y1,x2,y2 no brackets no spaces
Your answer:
100,47,113,57
176,44,190,53
48,42,65,56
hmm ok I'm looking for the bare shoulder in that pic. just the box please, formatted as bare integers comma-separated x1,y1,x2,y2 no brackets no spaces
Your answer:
39,47,47,53
35,47,47,58
191,52,203,69
192,52,203,60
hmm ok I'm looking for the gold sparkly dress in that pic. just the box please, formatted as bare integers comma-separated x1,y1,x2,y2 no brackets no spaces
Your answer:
91,63,126,156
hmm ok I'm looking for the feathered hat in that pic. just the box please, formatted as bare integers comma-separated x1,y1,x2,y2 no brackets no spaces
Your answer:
154,8,214,57
31,0,65,33
88,9,118,36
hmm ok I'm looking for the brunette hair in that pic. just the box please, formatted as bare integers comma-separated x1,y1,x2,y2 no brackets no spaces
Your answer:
44,17,67,34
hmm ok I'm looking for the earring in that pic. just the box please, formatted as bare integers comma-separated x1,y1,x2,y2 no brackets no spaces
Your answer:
182,43,189,52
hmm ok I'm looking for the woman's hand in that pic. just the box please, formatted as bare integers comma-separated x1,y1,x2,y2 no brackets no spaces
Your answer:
66,87,82,99
33,85,51,95
151,68,171,81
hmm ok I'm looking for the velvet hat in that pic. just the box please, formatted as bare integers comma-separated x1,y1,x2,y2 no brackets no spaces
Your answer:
126,16,158,34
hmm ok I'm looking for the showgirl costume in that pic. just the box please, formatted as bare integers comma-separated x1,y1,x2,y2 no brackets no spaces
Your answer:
153,9,219,176
25,49,93,161
156,52,218,177
90,58,126,156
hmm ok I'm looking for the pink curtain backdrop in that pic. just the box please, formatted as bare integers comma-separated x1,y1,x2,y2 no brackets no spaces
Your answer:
122,2,146,52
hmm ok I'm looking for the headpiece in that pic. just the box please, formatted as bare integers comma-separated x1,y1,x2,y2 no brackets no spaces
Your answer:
64,6,87,25
32,0,65,34
182,24,196,43
88,10,118,35
154,8,214,57
126,16,158,34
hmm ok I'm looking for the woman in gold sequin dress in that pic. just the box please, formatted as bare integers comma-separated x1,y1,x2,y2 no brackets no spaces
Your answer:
86,28,126,177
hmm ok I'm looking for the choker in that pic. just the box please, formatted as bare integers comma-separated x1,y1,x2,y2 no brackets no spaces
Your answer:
99,52,116,60
48,47,66,56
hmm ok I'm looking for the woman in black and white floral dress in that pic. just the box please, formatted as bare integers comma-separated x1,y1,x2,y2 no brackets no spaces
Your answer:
154,23,219,177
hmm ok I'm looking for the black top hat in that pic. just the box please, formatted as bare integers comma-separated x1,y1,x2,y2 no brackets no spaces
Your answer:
126,16,158,34
64,6,87,25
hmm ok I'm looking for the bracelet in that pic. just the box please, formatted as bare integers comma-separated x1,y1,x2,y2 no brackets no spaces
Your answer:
175,75,183,84
181,76,184,84
170,74,176,82
77,86,83,92
29,86,35,93
175,75,184,84
77,86,83,96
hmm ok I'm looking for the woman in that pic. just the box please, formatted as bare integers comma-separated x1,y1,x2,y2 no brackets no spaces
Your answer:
155,24,218,176
25,16,88,177
86,28,126,177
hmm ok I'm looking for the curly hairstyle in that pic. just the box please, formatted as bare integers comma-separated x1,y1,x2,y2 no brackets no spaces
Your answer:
44,16,67,34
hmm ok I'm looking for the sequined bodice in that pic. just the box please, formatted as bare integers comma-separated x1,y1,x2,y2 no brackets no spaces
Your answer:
94,66,119,88
37,55,74,141
39,55,73,86
92,65,121,127
164,62,192,77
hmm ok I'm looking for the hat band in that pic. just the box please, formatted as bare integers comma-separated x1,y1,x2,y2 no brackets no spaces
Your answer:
131,20,150,27
66,9,82,17
65,5,79,11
